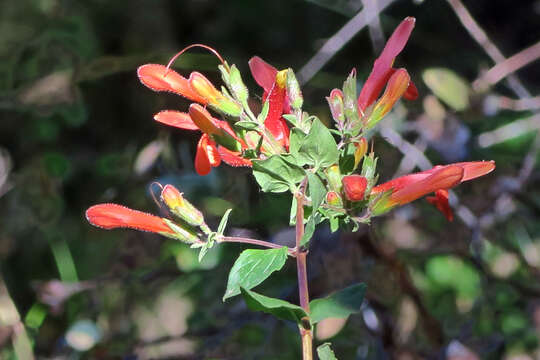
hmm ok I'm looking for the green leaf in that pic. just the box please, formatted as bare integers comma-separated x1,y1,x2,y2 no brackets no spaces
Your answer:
298,117,339,169
339,142,357,175
300,212,322,247
422,68,470,111
309,283,366,324
253,155,305,193
217,208,232,235
234,121,259,131
240,288,307,324
223,247,289,300
317,343,338,360
289,128,307,162
307,172,325,211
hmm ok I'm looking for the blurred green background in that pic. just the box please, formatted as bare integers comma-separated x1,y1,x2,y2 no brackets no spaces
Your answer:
1,0,539,359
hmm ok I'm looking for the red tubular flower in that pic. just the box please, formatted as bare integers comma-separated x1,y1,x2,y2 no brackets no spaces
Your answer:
371,161,495,219
366,68,410,128
342,175,368,202
188,103,223,135
137,64,207,104
248,56,290,148
357,17,418,112
86,203,174,234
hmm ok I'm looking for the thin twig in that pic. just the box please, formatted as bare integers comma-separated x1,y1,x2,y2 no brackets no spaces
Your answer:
297,0,395,84
445,0,531,98
474,41,540,91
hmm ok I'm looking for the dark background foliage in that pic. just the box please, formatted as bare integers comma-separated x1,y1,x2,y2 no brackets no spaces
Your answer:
0,0,539,358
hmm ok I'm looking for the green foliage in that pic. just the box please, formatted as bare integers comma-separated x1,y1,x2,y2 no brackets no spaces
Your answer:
297,117,339,170
240,288,308,324
309,283,366,324
223,247,289,300
253,155,306,193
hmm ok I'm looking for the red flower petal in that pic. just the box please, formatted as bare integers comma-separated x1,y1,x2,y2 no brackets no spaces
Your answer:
358,17,415,111
426,189,453,221
391,165,463,205
86,203,174,234
154,110,199,130
189,104,222,135
403,79,419,100
218,146,252,167
195,134,221,176
248,56,278,93
264,79,290,147
137,64,207,103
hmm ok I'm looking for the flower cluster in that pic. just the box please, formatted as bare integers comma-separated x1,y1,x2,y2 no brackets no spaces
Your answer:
137,55,293,175
86,16,495,245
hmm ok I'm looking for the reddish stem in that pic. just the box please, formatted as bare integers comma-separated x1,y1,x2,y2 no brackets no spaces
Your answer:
295,187,313,360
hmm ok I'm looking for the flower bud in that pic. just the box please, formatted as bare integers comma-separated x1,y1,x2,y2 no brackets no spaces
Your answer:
342,175,368,202
161,184,205,227
326,89,345,126
326,191,343,207
353,138,368,169
366,68,410,129
286,69,303,110
189,72,242,116
325,165,342,193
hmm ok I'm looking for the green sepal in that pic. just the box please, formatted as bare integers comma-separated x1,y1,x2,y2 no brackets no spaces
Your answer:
286,68,303,110
217,208,232,236
228,64,249,104
162,219,200,244
257,99,270,124
342,69,361,133
234,121,259,131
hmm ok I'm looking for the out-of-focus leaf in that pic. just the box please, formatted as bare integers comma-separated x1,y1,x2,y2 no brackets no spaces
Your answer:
223,247,288,300
317,342,339,360
422,68,470,111
133,140,163,176
310,283,366,324
240,288,307,324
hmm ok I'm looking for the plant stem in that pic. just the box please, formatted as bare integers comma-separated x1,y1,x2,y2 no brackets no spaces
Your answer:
295,189,313,360
218,236,294,255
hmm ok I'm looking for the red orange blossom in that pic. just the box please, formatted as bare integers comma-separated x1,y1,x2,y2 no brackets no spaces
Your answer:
370,161,496,221
137,53,291,175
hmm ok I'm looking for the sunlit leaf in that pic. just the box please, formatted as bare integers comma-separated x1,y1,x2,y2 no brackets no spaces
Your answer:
224,247,289,300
